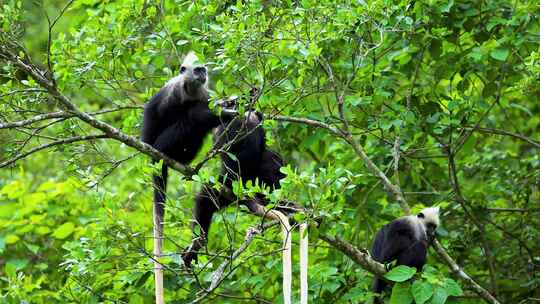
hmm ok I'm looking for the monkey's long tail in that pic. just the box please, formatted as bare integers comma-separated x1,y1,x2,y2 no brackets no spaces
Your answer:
300,223,308,304
152,164,168,304
244,201,308,303
271,210,292,304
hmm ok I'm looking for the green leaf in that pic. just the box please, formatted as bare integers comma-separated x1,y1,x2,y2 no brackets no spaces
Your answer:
440,0,454,13
7,258,29,271
324,280,341,293
482,82,497,98
36,226,51,235
390,282,413,304
509,103,533,116
25,243,40,254
412,281,434,304
5,234,19,244
442,278,463,296
490,48,509,61
384,265,417,282
53,222,75,239
430,288,449,304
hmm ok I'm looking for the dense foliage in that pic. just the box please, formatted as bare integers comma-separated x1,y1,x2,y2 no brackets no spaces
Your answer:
1,0,539,303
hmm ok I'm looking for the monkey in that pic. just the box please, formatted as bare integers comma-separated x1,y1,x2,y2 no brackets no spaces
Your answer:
370,207,440,302
141,52,234,300
180,106,309,303
182,109,298,267
141,51,236,236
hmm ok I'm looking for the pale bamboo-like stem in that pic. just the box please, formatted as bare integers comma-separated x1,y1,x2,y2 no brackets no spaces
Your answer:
299,223,308,304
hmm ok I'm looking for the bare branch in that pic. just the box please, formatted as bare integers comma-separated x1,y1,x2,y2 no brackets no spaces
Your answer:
191,220,280,303
462,126,540,149
272,114,343,137
432,240,501,304
454,80,503,154
0,134,109,168
0,111,67,129
0,106,142,130
392,136,402,195
0,46,194,176
320,234,387,277
447,147,501,296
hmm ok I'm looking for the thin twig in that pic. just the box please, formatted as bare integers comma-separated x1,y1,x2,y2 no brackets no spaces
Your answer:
0,134,109,168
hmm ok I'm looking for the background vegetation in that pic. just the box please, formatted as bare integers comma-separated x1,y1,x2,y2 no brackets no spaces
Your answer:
1,0,539,303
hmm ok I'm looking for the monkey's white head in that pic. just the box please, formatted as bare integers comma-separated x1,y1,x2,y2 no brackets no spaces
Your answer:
417,207,440,238
180,51,208,92
166,51,209,101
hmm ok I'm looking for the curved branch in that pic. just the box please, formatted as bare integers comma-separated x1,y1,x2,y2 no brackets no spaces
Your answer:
191,220,280,303
0,106,143,130
432,240,501,304
0,111,67,129
272,114,344,137
320,234,387,276
463,126,540,149
0,134,109,168
0,47,194,176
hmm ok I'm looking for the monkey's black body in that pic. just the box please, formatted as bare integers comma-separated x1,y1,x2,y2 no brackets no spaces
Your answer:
372,218,430,270
142,94,224,163
183,113,287,266
371,216,436,302
216,113,284,188
141,92,225,208
195,114,286,235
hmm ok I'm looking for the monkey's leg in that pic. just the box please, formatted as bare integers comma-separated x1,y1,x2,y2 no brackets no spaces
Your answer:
244,200,291,304
152,164,168,304
183,187,223,267
372,277,386,304
300,223,308,304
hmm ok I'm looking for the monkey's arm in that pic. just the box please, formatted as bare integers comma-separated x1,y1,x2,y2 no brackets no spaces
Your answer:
191,102,236,129
141,95,165,145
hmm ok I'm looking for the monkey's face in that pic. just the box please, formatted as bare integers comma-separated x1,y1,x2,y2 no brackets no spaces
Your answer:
425,222,437,239
180,64,207,95
245,111,263,124
417,209,439,241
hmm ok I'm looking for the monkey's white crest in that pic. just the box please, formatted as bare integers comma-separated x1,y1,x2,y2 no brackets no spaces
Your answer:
182,51,200,67
418,206,440,227
403,206,440,239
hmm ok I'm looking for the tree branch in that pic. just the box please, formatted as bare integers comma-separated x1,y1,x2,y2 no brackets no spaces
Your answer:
0,106,144,130
320,234,387,276
0,134,109,168
191,220,281,303
462,126,540,149
0,46,194,176
432,240,501,304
